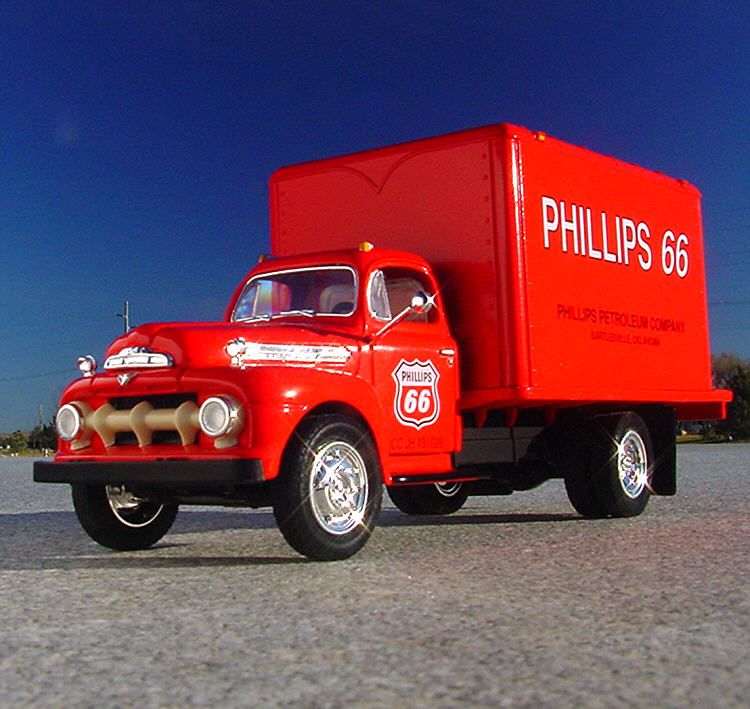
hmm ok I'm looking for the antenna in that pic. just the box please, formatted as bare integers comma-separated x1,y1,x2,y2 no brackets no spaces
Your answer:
116,300,131,333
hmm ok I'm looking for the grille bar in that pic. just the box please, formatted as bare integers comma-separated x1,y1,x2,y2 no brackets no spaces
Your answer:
72,400,200,448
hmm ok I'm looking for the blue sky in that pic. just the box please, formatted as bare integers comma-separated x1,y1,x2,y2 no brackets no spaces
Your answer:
1,1,748,432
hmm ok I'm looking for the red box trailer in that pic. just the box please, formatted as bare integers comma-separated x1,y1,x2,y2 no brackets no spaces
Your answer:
35,124,730,560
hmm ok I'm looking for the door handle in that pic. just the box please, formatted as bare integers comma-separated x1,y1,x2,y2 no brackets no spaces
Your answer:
439,348,455,357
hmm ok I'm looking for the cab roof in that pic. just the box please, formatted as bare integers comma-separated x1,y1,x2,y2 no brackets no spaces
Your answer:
249,245,432,277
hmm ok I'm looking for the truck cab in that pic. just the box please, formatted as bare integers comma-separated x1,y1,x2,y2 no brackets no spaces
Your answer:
35,244,461,560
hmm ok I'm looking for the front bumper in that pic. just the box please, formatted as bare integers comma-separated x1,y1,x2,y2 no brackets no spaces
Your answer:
33,459,264,487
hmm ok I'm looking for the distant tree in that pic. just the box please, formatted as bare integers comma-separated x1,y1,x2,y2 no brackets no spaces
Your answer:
712,352,749,389
696,353,750,439
7,430,28,454
714,358,750,440
28,419,57,452
42,418,57,450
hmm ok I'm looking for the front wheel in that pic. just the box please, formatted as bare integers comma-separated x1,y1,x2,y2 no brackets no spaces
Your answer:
273,415,382,561
564,412,652,519
71,484,178,550
387,482,468,515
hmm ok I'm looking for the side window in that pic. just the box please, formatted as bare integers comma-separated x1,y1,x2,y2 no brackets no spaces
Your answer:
233,280,291,320
369,268,435,323
369,270,392,320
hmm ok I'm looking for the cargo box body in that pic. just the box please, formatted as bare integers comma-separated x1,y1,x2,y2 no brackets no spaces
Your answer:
271,124,727,420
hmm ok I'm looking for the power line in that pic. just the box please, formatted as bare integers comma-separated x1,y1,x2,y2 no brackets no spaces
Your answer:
706,248,750,258
0,369,74,384
706,263,750,270
709,299,750,306
712,224,750,233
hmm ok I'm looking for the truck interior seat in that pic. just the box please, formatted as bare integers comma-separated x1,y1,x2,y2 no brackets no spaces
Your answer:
319,284,355,314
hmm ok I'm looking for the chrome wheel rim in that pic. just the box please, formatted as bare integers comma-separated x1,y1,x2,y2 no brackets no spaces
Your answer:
435,482,463,498
105,485,164,528
617,431,648,499
309,441,368,535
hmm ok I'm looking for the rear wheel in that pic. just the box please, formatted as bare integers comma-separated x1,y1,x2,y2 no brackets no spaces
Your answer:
273,415,382,561
564,412,652,518
387,481,468,515
71,484,178,550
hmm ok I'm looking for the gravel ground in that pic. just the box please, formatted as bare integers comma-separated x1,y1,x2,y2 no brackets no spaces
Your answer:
1,445,749,707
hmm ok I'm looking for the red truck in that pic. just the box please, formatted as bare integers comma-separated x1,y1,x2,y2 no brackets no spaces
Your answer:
35,124,730,560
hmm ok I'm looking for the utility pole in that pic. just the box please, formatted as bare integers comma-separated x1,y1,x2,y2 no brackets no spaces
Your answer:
32,404,43,452
116,300,131,333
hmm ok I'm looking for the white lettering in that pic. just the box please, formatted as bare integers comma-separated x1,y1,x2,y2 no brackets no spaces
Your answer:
620,217,637,265
675,233,689,277
602,213,617,263
588,209,602,260
542,196,559,249
539,195,690,278
559,201,576,253
637,223,652,270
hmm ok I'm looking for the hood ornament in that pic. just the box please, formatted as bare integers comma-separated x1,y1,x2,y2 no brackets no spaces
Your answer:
117,372,138,386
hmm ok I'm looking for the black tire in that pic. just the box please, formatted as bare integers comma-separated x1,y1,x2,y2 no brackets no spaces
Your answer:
387,482,468,515
564,412,652,519
71,484,178,551
273,415,382,561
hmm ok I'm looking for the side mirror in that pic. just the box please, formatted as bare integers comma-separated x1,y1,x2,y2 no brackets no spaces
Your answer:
410,291,434,315
371,291,435,340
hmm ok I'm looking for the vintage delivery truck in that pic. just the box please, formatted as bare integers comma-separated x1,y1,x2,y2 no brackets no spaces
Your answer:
35,124,730,560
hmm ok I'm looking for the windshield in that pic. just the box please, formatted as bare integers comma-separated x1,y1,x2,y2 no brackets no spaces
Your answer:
231,266,357,322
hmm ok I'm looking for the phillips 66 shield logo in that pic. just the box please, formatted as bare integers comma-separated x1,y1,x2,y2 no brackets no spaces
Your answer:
392,359,440,429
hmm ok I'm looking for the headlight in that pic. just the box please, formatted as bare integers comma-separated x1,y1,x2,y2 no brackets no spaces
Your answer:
199,396,242,438
56,404,83,441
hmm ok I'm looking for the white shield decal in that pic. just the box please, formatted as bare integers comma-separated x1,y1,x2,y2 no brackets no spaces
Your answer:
392,359,440,429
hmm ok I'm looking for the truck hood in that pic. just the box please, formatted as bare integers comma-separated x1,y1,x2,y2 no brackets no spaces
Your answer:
104,322,362,371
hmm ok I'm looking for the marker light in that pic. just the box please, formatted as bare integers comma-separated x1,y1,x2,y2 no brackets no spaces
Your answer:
359,241,375,252
77,355,97,378
56,403,84,441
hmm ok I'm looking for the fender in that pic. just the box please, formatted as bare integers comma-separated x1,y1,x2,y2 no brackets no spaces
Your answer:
184,365,389,481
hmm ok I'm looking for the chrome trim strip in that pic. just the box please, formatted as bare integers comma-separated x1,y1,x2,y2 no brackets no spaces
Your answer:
104,347,174,370
226,338,351,368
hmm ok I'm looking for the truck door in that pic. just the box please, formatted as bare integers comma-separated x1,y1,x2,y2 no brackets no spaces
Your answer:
369,267,458,459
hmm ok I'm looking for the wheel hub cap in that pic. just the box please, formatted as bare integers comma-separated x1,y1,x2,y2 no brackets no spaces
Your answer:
105,485,164,528
434,482,463,498
617,431,648,498
309,442,368,535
